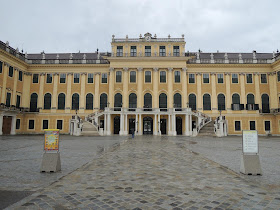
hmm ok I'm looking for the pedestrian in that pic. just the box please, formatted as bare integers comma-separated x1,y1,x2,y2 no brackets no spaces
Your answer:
132,129,135,139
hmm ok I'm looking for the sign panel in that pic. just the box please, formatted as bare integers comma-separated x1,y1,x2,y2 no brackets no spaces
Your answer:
44,129,60,151
242,130,258,154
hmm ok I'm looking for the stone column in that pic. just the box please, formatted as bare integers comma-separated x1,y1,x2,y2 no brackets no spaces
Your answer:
182,68,187,108
168,68,173,108
269,72,278,109
0,115,3,135
225,73,231,112
120,114,124,135
135,114,138,134
196,73,202,111
153,114,157,135
211,73,218,113
153,68,159,108
240,73,246,105
22,73,32,108
10,115,16,135
173,114,177,136
107,114,111,135
104,114,107,135
137,68,143,108
168,114,171,135
254,73,261,106
123,68,128,108
94,73,100,109
1,63,8,104
189,114,193,135
138,114,142,135
51,73,59,113
158,114,161,135
38,73,45,109
12,68,19,106
80,72,87,113
66,73,73,113
109,68,114,108
184,114,190,136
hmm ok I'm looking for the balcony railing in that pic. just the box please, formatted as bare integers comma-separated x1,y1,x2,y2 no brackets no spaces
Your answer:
104,107,191,113
246,104,259,110
231,104,244,110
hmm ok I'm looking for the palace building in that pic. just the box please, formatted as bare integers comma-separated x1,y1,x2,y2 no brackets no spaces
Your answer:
0,33,279,136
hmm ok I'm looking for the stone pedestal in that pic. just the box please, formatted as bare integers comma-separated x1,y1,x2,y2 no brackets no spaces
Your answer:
240,154,262,175
40,153,61,173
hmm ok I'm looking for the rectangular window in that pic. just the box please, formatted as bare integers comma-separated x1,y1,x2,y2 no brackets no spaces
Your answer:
173,46,179,56
246,74,253,83
0,61,2,73
278,71,280,82
130,71,136,83
33,74,39,83
6,92,11,107
101,73,107,83
235,121,241,131
116,71,122,83
189,74,195,83
29,120,34,129
16,119,20,130
250,121,256,130
9,66,13,77
46,73,52,83
232,74,238,83
16,95,21,108
217,74,224,83
265,121,271,131
116,46,123,57
88,73,93,83
203,74,209,83
18,71,23,81
60,73,66,83
174,71,180,83
261,74,267,83
130,46,137,57
74,73,80,83
43,120,49,130
160,71,166,83
145,71,151,83
57,120,63,130
159,46,166,56
145,46,151,57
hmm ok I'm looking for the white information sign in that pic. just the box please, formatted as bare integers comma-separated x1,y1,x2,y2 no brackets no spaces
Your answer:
242,130,258,154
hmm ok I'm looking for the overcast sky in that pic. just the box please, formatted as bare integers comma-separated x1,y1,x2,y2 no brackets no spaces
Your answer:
0,0,279,54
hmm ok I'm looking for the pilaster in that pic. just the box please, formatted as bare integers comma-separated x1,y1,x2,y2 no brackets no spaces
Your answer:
38,73,45,109
182,67,187,108
196,73,202,110
225,73,231,111
109,68,114,108
80,72,87,113
51,73,59,112
137,68,143,108
11,68,19,106
123,68,129,108
94,73,100,109
153,68,159,108
254,73,261,105
268,72,278,109
240,73,246,105
22,72,32,108
211,73,218,112
1,63,8,104
66,73,73,112
168,68,173,108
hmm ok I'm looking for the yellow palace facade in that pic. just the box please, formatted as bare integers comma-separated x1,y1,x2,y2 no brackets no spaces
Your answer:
0,33,279,136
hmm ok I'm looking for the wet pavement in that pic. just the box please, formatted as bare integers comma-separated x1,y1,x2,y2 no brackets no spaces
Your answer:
5,136,279,209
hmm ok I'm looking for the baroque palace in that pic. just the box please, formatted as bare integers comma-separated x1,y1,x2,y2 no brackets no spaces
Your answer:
0,33,279,136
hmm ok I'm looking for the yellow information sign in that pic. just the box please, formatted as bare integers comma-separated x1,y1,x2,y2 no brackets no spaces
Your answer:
44,129,60,151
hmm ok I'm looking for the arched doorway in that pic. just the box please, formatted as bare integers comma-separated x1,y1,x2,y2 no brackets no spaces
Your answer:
144,93,152,111
114,116,120,134
262,94,270,113
114,93,122,111
176,116,182,135
143,116,153,135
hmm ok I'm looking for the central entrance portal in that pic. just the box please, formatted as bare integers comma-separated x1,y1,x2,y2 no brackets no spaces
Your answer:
143,117,153,135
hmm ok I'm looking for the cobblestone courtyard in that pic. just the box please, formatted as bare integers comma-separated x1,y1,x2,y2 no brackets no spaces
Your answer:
1,135,279,209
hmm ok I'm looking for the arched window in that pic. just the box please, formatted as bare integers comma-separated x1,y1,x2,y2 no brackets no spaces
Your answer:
144,93,152,110
100,93,107,110
189,94,196,110
247,94,255,104
129,93,137,110
72,93,79,110
174,93,182,110
86,93,93,110
159,93,167,111
246,94,255,110
44,93,52,109
232,94,240,104
203,94,211,110
218,94,225,110
261,94,270,113
58,93,65,110
114,93,122,111
30,93,38,112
